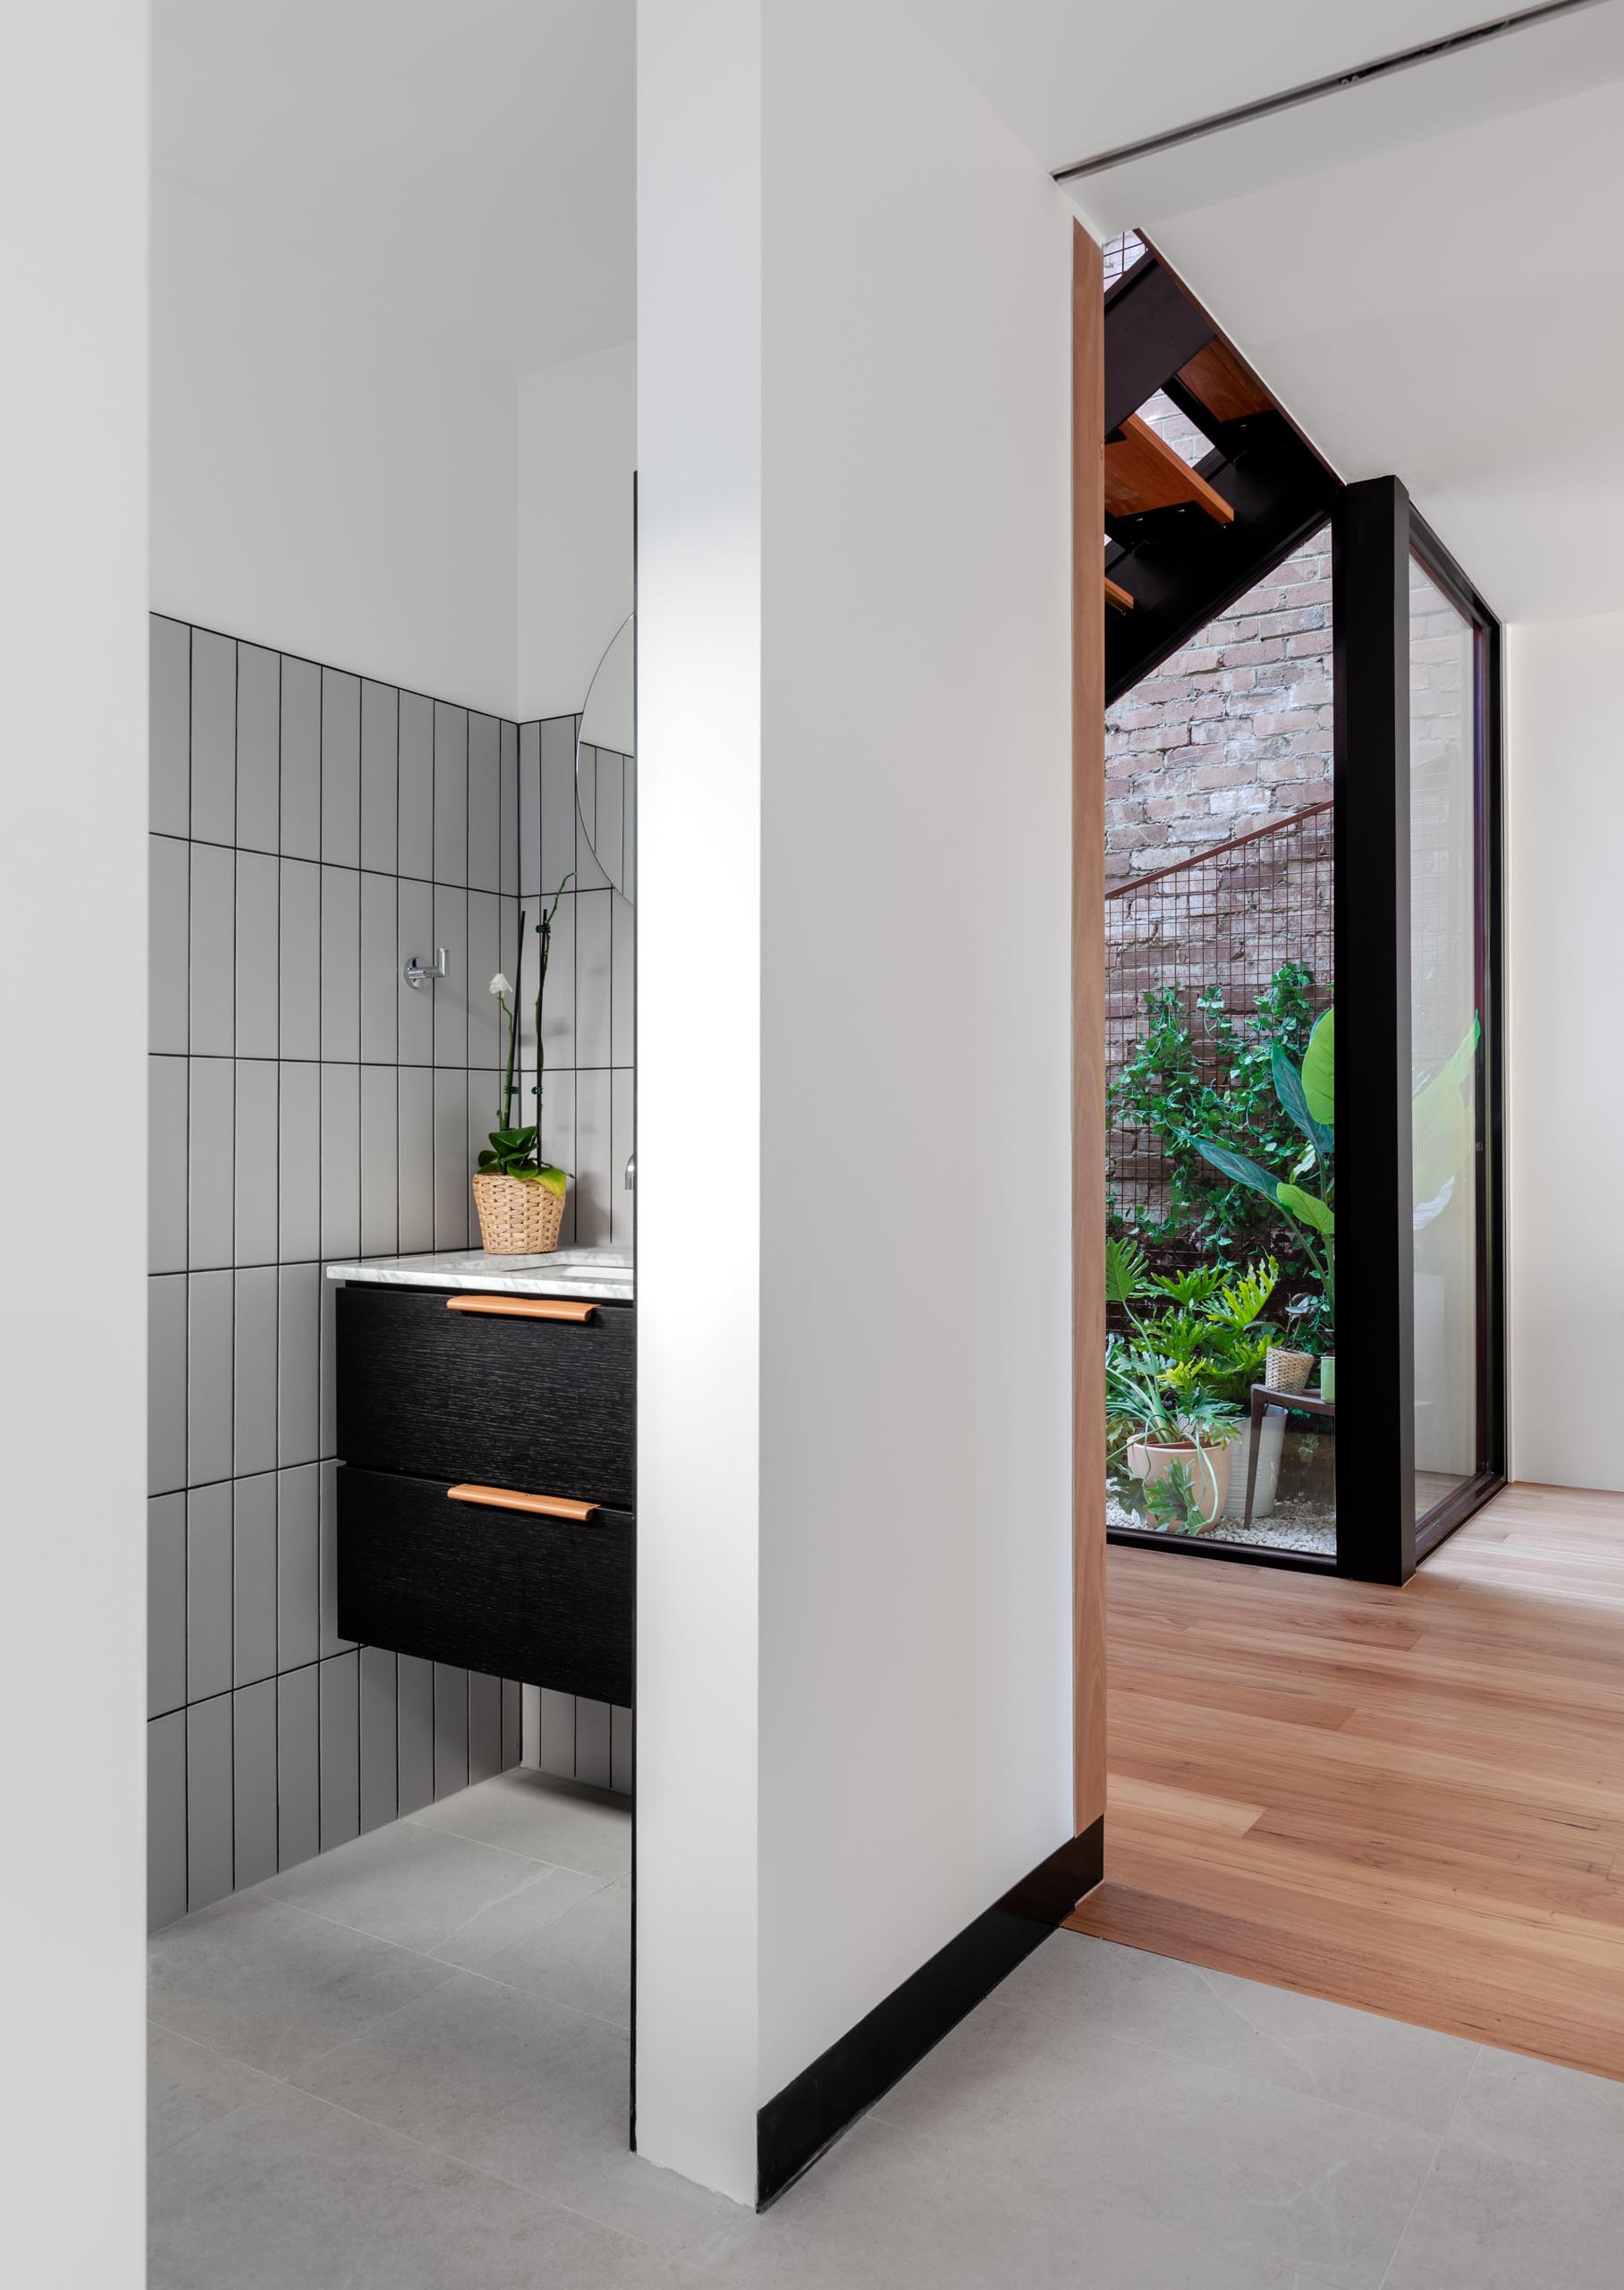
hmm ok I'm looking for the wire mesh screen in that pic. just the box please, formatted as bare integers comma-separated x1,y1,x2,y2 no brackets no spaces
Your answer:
1105,802,1334,1234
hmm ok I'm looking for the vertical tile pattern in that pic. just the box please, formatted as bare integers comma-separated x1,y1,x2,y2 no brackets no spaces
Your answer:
147,615,527,1929
517,716,636,1787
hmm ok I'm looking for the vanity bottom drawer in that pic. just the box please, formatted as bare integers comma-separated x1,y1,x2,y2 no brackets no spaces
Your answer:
336,1467,633,1706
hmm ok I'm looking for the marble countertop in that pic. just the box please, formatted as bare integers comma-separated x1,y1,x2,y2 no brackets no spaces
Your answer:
325,1248,634,1302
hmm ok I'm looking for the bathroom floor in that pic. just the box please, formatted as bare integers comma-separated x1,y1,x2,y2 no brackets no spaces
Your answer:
150,1758,1624,2288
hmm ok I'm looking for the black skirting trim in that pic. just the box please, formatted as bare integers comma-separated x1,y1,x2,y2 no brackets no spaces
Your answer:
756,1817,1104,2209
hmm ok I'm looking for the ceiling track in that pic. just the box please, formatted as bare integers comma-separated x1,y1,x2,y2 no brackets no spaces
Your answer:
1053,0,1611,183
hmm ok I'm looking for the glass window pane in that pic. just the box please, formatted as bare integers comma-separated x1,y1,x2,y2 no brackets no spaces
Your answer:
1409,561,1480,1521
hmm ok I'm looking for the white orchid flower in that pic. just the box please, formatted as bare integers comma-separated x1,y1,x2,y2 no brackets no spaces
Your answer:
489,971,513,997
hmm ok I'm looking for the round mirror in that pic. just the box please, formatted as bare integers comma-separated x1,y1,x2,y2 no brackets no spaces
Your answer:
577,615,635,903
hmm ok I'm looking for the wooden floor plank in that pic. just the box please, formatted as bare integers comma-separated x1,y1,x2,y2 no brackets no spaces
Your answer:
1068,1485,1624,2082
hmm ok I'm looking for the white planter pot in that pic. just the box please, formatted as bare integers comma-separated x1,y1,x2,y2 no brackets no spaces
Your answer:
1223,1412,1284,1521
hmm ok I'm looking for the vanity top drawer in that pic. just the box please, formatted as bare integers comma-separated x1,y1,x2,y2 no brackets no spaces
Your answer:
335,1283,633,1507
337,1464,633,1707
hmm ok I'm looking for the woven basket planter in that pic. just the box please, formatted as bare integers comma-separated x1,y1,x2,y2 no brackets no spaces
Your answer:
472,1172,566,1255
1265,1345,1315,1394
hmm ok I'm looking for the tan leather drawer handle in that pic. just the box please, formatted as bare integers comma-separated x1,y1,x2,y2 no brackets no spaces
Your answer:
446,1293,597,1324
447,1483,598,1522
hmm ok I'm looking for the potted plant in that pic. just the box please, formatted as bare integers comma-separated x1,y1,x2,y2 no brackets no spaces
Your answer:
1192,1006,1333,1396
1105,1242,1276,1531
472,877,573,1254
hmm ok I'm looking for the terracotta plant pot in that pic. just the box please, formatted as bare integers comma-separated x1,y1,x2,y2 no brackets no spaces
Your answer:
1140,1438,1231,1529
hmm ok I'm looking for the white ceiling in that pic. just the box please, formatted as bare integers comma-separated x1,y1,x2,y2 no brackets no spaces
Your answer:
902,0,1514,173
153,0,633,377
1048,0,1624,622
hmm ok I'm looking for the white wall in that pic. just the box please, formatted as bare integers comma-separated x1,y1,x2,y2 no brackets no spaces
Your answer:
151,174,517,714
517,340,637,720
1506,613,1624,1491
637,0,1074,2201
1,4,149,2282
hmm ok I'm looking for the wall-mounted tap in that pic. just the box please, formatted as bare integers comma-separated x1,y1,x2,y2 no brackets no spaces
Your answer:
624,1152,636,1192
402,946,449,991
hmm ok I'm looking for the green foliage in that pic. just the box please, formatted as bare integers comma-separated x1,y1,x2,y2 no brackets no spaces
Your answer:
1144,1460,1209,1535
477,1127,567,1191
1109,963,1321,1272
1301,1007,1334,1125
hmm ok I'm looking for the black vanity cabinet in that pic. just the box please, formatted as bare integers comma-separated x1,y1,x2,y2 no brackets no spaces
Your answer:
334,1285,634,1706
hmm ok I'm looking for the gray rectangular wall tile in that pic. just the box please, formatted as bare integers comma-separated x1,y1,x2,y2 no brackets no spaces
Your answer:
467,1076,496,1210
188,1056,234,1270
433,1070,469,1249
468,1672,503,1785
574,747,612,894
431,886,467,1066
395,877,435,1066
149,1055,189,1275
518,721,541,899
148,1275,187,1496
233,1678,279,1889
320,866,360,1061
233,1468,277,1687
187,1693,235,1912
186,1481,233,1705
189,843,235,1056
359,1065,398,1258
466,892,503,1070
277,1264,320,1468
279,656,320,860
320,668,360,866
276,1463,320,1669
233,1267,278,1480
148,1493,187,1718
360,1648,398,1834
467,713,501,893
277,1060,320,1264
574,891,612,1067
190,629,237,847
538,717,577,896
574,1699,613,1790
611,892,634,1067
574,1068,613,1249
236,643,281,853
537,887,576,1068
612,1068,635,1251
148,1711,188,1931
319,1271,337,1457
360,681,398,874
149,836,190,1056
276,1664,320,1872
432,1664,469,1799
319,1064,360,1256
278,860,321,1059
535,1687,576,1778
187,1270,233,1488
433,702,468,886
234,1059,279,1268
397,1066,435,1253
396,1654,435,1816
611,1704,633,1795
150,616,190,836
235,850,280,1058
502,1677,522,1769
500,720,519,897
397,691,434,880
319,1650,360,1851
318,1459,352,1658
359,871,397,1063
539,1067,577,1248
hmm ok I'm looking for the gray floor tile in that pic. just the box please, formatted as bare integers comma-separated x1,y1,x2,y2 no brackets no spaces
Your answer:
407,1767,632,1879
289,1970,745,2268
148,2080,704,2290
262,1817,546,1955
872,1995,1436,2290
1385,2047,1624,2290
998,1934,1479,2133
148,1892,456,2078
715,2112,1300,2290
436,1872,630,2024
148,2023,271,2158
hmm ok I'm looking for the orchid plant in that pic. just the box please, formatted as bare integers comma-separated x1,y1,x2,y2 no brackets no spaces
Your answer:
479,874,575,1194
